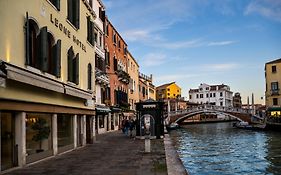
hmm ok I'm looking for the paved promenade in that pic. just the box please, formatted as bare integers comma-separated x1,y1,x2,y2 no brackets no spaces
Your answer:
5,131,167,175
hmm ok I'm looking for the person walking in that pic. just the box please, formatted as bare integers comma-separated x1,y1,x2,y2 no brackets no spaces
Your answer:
129,119,135,138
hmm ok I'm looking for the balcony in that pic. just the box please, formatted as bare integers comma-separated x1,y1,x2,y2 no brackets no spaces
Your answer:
271,89,280,96
95,68,109,85
117,70,130,84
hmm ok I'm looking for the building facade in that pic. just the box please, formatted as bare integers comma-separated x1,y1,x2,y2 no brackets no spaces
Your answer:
189,83,233,107
156,82,181,101
127,51,139,111
265,58,281,107
0,0,98,171
139,73,156,102
104,16,130,124
233,92,242,108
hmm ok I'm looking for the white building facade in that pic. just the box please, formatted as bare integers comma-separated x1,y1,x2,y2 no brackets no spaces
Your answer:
189,83,233,107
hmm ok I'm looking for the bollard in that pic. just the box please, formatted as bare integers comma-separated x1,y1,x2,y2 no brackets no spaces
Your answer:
145,135,151,153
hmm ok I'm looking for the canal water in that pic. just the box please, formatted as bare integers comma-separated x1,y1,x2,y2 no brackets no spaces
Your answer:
169,122,281,175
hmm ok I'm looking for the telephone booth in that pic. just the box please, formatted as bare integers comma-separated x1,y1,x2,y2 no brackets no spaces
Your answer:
136,100,164,139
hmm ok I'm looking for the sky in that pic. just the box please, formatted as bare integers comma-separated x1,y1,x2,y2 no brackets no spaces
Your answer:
103,0,281,104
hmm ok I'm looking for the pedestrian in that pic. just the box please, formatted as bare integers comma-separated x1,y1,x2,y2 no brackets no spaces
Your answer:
124,119,129,136
129,119,135,138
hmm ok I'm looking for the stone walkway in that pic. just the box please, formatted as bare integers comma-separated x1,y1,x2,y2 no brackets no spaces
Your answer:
5,131,167,175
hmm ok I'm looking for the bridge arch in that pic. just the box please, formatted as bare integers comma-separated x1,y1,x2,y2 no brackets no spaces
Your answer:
173,109,244,124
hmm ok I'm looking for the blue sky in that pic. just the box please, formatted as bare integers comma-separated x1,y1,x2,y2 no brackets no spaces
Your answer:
103,0,281,104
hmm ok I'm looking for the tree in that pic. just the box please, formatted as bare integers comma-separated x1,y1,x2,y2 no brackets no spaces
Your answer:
31,118,50,152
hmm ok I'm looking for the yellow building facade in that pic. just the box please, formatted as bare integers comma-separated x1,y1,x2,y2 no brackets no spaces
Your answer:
156,82,181,100
0,0,98,171
265,58,281,107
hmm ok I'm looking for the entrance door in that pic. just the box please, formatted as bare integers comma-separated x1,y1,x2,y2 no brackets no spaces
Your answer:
86,116,92,144
1,112,16,171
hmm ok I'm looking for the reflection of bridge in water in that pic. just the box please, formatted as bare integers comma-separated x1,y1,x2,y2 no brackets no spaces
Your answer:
166,105,252,125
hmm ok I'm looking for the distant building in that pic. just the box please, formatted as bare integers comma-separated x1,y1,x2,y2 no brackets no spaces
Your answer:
189,83,233,107
127,51,139,111
139,73,156,101
156,82,181,101
265,58,281,107
233,92,242,108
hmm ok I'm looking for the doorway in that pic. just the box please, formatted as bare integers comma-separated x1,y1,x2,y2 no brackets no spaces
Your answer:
77,115,83,147
1,112,16,171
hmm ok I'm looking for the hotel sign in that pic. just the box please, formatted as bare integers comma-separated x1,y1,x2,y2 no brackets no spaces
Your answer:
50,14,87,53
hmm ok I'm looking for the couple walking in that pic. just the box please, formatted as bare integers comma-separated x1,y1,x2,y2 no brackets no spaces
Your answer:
122,118,136,137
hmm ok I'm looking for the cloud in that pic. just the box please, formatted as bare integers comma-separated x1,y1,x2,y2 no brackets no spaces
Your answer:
245,0,281,22
202,63,239,71
207,40,237,46
141,53,167,67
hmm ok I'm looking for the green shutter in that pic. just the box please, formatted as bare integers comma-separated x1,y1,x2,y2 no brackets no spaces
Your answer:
68,47,74,82
73,0,80,28
67,0,73,23
91,21,95,45
74,53,79,84
55,0,60,11
39,26,48,72
52,39,61,77
25,12,30,65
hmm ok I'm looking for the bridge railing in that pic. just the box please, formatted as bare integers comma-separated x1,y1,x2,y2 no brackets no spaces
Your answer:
168,104,251,116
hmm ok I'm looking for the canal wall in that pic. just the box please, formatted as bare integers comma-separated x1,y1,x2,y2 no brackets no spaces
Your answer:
164,133,189,175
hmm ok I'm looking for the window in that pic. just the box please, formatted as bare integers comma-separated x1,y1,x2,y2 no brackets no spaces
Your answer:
213,93,216,97
210,93,212,98
99,7,105,22
272,65,277,73
25,14,61,77
49,0,60,10
105,22,109,36
113,57,117,71
87,16,95,46
168,93,170,96
95,54,105,71
88,0,93,8
206,87,209,90
67,0,80,29
113,31,117,44
99,32,102,47
124,45,127,55
273,98,278,105
88,63,92,90
206,93,209,98
220,102,223,106
105,51,110,66
189,95,192,99
200,94,203,98
220,92,223,97
271,82,279,91
118,39,121,48
196,94,199,98
67,47,79,84
167,88,170,91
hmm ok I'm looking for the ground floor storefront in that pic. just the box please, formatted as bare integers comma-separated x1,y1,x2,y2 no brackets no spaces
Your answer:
0,100,96,173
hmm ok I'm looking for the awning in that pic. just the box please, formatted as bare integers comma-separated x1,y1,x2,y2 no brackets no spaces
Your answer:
96,106,111,113
110,107,122,112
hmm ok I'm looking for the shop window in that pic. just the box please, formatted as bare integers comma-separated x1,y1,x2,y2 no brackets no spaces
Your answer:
26,113,52,157
67,47,79,84
25,14,61,77
49,0,60,10
99,115,104,128
87,16,95,46
57,114,73,147
67,0,80,29
88,63,92,90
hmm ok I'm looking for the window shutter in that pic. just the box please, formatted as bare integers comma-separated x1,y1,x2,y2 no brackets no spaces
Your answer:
39,26,48,72
88,63,92,90
67,47,74,82
25,12,30,65
52,39,61,77
114,58,117,71
101,10,105,22
87,16,91,43
74,53,79,84
91,21,95,45
55,0,60,11
67,0,73,23
73,0,80,28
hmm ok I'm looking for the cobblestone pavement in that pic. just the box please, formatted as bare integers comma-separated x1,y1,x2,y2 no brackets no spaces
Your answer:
6,131,167,175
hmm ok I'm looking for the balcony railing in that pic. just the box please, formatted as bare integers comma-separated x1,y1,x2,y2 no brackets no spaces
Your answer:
95,68,109,85
271,89,280,96
117,70,130,84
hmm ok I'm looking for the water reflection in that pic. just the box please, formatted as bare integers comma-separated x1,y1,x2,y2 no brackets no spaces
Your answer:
170,122,281,175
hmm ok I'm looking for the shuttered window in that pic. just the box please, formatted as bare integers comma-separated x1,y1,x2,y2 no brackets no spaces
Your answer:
67,47,79,84
49,0,60,11
113,57,117,71
67,0,80,29
88,63,92,90
87,16,95,46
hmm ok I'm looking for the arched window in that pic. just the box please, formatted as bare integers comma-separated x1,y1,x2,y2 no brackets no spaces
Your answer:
68,47,79,84
25,17,39,68
88,63,92,90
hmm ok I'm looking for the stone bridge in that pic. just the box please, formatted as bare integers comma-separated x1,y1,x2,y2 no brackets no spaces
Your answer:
166,105,252,125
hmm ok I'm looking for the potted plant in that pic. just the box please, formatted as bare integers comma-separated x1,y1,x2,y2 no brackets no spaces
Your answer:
31,118,50,153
